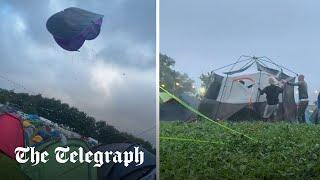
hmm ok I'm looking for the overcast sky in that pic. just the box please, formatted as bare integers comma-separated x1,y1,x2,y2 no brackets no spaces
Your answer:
161,0,320,101
0,0,156,145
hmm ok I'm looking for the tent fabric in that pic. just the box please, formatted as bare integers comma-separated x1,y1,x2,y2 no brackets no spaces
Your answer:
0,113,24,159
92,143,156,180
205,73,224,100
223,61,255,75
160,92,172,103
160,99,194,121
21,139,96,180
199,71,297,121
256,61,292,80
199,98,248,120
46,7,104,51
160,93,199,121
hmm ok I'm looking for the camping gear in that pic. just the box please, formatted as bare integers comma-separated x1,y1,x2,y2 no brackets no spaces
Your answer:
49,129,61,138
32,135,43,143
0,113,25,159
88,137,98,147
21,139,97,180
24,125,36,146
46,7,104,51
160,92,199,121
199,56,297,121
92,143,156,180
37,130,51,141
27,114,40,121
60,133,67,146
23,120,32,127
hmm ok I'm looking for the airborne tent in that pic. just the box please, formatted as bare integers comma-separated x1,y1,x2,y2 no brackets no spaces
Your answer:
199,56,297,121
46,7,104,51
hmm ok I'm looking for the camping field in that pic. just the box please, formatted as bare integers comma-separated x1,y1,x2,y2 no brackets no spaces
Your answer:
0,153,29,179
160,121,320,179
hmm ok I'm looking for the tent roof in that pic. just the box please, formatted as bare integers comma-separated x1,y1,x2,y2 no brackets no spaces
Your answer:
0,113,24,159
92,143,156,180
21,138,96,180
160,92,172,103
214,56,297,78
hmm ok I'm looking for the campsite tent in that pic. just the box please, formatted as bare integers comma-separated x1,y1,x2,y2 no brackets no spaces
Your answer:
160,92,172,104
92,143,156,180
0,113,24,159
160,92,199,121
199,56,297,121
21,139,97,180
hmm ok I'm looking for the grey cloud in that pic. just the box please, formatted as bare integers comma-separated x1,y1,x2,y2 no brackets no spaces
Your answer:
97,40,156,69
161,0,320,101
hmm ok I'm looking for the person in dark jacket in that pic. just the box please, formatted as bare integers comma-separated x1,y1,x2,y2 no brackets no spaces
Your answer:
285,75,308,123
315,92,320,124
258,77,283,121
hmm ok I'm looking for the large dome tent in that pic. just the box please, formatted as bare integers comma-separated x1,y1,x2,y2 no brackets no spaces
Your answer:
199,56,298,122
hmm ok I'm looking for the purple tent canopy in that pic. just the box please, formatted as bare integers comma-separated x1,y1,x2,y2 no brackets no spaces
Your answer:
46,7,104,51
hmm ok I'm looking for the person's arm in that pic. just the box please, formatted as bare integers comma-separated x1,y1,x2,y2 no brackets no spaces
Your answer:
258,87,265,95
318,93,320,108
286,81,300,86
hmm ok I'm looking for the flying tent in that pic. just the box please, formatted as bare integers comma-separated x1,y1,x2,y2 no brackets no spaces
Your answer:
92,143,156,180
46,7,104,51
0,113,24,159
199,56,297,121
21,139,97,180
160,92,199,121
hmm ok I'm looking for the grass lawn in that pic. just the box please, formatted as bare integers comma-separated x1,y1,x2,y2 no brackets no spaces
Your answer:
160,121,320,179
0,153,29,180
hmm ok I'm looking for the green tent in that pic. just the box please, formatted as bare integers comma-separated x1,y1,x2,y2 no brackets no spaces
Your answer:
160,92,172,104
21,138,96,180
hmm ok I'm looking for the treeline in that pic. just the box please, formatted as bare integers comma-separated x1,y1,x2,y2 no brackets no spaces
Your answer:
160,53,196,96
0,88,154,152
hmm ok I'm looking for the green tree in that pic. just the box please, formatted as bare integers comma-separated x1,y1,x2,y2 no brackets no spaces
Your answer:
200,71,215,89
160,53,195,96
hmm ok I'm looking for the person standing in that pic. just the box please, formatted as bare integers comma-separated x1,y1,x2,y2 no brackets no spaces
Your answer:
286,75,308,123
258,77,283,121
315,92,320,124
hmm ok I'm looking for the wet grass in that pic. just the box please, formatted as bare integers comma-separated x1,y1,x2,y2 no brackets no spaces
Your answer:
160,121,320,179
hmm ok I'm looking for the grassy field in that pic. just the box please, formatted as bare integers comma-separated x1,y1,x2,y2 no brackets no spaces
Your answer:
160,121,320,179
0,153,29,180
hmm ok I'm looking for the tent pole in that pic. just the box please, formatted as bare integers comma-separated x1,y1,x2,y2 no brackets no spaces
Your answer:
239,59,254,70
214,56,246,120
260,57,298,76
256,70,263,120
211,56,253,72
